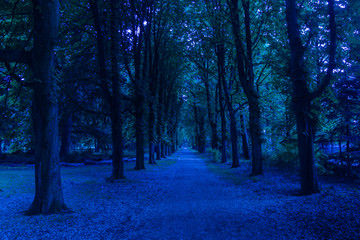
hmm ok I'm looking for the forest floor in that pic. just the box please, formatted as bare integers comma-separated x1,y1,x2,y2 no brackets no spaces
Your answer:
0,148,359,240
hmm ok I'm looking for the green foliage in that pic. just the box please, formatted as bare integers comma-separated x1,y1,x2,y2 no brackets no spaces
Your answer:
315,150,335,176
207,148,221,162
268,138,299,169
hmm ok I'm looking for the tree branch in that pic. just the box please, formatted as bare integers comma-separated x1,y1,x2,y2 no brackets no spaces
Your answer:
310,0,336,100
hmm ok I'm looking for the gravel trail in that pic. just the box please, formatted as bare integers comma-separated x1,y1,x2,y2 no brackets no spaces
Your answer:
1,148,359,239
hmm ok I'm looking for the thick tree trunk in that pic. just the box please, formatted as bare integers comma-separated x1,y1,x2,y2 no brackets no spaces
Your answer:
25,0,67,215
249,95,262,175
294,101,319,194
286,0,336,194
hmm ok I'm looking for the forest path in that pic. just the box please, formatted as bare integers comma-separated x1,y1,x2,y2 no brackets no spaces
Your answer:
124,148,296,239
137,148,236,239
1,148,359,239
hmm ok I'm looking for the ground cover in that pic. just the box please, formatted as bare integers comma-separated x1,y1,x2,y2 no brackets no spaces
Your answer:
0,149,359,239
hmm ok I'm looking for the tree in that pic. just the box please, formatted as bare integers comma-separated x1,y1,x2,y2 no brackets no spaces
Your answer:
90,0,125,179
0,0,68,214
228,0,264,175
285,0,336,194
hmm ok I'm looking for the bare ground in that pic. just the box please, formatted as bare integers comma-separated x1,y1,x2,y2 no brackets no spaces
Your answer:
0,148,359,239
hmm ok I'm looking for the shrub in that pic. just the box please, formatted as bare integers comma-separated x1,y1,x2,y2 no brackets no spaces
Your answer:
208,148,221,162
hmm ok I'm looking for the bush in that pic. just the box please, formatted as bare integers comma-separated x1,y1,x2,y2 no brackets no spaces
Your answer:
268,138,299,169
315,150,335,176
208,148,221,162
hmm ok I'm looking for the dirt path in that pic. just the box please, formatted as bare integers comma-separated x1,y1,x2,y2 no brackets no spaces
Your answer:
137,149,234,239
1,148,359,239
119,148,360,240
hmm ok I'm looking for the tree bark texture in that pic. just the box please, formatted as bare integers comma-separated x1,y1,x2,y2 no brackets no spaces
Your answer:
218,80,227,163
110,0,125,179
26,0,67,214
204,80,219,150
91,0,125,178
135,96,146,170
216,44,239,167
285,0,336,194
229,0,262,174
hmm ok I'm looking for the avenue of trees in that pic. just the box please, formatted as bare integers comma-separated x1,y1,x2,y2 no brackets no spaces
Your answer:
0,0,359,213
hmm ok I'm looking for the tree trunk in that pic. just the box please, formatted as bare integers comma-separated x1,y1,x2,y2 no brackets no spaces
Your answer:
198,111,206,153
110,109,124,179
285,0,336,194
217,43,239,167
204,81,219,150
218,81,227,163
135,97,145,170
91,0,125,178
240,112,250,160
161,142,165,158
228,111,239,167
249,95,262,175
229,0,263,174
294,101,319,194
25,0,67,215
110,0,125,179
155,142,161,160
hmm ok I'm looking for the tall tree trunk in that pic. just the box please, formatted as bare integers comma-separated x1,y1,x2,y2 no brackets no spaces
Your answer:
216,44,239,167
243,0,263,175
91,0,125,178
204,81,219,150
135,97,145,170
26,0,67,214
229,0,262,174
110,0,125,179
198,110,206,153
248,95,262,175
286,0,319,193
285,0,336,194
148,108,156,164
156,142,161,160
218,81,227,163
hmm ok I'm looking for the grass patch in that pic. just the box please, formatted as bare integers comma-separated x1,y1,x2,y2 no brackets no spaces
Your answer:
205,160,252,185
156,159,177,168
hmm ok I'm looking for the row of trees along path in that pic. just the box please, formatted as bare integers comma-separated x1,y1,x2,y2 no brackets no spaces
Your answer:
0,0,351,216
